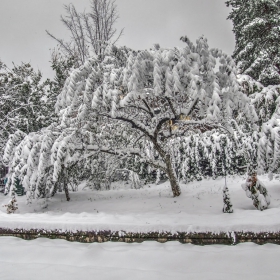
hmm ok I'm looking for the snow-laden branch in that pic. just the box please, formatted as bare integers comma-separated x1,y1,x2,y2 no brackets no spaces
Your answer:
5,36,259,200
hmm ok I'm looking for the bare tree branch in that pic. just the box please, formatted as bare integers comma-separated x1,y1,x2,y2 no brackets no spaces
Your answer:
47,0,124,63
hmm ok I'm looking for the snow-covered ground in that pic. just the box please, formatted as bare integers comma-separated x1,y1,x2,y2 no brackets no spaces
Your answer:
0,175,280,232
0,237,279,280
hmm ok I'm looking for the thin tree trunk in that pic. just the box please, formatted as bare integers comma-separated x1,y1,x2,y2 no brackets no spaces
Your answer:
165,154,181,197
63,170,70,201
64,179,70,201
51,183,58,197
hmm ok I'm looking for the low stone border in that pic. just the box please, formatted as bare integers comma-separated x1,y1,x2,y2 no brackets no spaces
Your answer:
1,228,280,245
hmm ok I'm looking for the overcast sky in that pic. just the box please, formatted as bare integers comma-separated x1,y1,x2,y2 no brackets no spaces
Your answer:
0,0,235,79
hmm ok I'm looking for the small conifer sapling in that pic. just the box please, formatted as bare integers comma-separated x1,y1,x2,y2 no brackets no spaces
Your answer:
222,137,233,213
223,184,233,213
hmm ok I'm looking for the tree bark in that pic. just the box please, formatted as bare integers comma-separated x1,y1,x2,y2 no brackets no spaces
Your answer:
51,182,58,197
165,154,181,197
64,181,70,201
151,138,181,197
63,171,70,202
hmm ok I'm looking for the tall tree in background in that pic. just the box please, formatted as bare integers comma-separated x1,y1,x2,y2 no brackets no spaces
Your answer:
46,0,124,66
49,50,79,97
226,0,280,86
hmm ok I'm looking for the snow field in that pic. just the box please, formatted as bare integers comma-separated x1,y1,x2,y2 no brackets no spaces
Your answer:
1,175,280,233
0,237,279,280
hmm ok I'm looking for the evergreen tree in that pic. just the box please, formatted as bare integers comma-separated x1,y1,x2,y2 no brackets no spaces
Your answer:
258,99,280,175
226,0,280,86
221,134,234,213
0,61,58,159
250,84,280,128
223,185,234,213
49,50,79,97
3,172,18,214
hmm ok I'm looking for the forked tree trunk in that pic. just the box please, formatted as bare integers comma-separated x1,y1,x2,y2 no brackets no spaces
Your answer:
165,154,181,197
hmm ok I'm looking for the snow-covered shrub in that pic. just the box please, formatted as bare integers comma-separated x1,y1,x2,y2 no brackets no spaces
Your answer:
223,184,233,213
4,195,18,214
5,36,258,201
241,172,270,211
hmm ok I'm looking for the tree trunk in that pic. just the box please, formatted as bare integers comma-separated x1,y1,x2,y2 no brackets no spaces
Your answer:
152,139,181,197
51,182,58,197
63,172,70,202
165,154,181,197
64,182,70,201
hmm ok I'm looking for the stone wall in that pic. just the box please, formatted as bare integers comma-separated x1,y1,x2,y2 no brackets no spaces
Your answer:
1,228,280,245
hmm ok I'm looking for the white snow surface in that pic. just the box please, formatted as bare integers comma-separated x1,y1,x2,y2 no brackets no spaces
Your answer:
1,175,280,233
0,237,280,280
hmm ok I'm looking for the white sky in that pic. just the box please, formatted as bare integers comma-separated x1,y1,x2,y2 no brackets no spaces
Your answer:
0,0,235,79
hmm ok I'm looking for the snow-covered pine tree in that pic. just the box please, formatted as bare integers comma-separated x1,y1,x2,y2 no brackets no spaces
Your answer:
0,61,58,159
258,96,280,176
235,74,280,179
250,84,280,128
223,184,233,213
49,50,79,98
226,0,280,86
221,133,234,213
5,36,259,200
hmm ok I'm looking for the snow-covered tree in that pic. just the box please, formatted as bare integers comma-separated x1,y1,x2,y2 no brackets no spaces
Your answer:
223,184,233,213
241,168,270,210
226,0,280,86
5,36,258,200
237,76,280,180
237,74,264,96
0,61,58,159
250,84,280,128
258,95,280,175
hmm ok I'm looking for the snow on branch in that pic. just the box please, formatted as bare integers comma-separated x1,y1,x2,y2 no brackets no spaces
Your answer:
6,36,259,199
